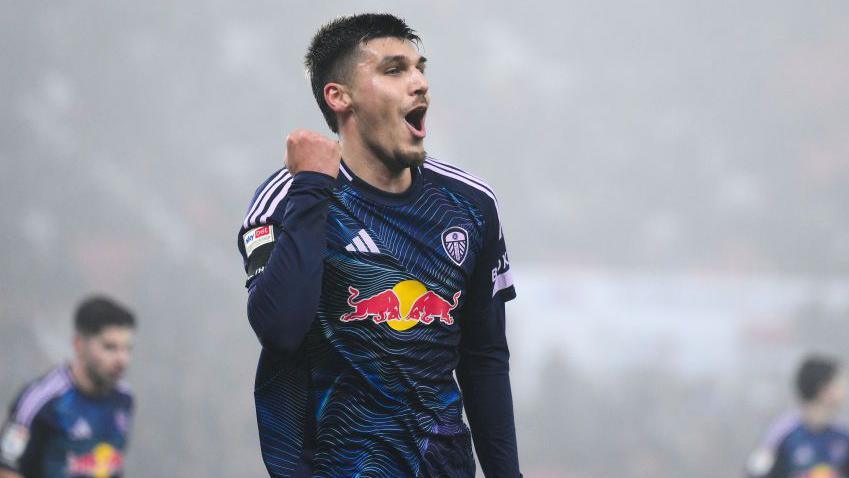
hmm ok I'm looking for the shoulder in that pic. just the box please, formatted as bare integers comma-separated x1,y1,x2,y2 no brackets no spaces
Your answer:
421,156,502,220
9,366,73,427
241,167,295,230
763,411,803,450
747,412,803,476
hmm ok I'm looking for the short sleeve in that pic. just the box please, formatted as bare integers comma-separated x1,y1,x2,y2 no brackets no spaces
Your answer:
0,391,36,473
747,413,799,478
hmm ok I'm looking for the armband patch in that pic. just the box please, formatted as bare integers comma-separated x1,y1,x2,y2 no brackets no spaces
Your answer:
243,225,274,258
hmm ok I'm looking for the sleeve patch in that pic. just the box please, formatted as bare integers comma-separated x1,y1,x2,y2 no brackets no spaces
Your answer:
1,423,29,464
243,225,275,258
490,251,514,298
746,448,775,477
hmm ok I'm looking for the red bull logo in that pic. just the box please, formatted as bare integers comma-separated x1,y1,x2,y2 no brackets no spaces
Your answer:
803,465,838,478
66,443,124,478
340,280,461,331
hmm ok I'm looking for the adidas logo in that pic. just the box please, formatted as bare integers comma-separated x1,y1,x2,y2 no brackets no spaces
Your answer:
70,418,92,440
345,229,380,254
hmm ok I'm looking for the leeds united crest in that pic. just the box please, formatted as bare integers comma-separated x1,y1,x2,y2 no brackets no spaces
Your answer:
442,227,469,266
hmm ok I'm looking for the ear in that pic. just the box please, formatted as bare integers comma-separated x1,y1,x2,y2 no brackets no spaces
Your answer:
324,82,351,115
73,335,84,356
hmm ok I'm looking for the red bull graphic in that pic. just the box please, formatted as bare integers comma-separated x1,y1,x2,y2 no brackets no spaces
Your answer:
66,443,124,478
339,280,461,331
407,290,461,325
341,287,403,323
802,465,839,478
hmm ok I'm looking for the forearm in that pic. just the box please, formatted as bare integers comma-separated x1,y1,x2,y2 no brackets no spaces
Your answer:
247,172,335,355
457,302,521,477
458,356,520,477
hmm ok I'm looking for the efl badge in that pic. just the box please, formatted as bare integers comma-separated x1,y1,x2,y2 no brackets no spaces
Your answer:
442,226,468,266
1,423,29,463
243,225,274,258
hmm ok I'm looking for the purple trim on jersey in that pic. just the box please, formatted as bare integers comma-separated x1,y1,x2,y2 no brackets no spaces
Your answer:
425,158,496,197
423,159,504,239
259,178,296,225
243,169,287,227
763,411,802,450
15,366,73,426
244,170,293,229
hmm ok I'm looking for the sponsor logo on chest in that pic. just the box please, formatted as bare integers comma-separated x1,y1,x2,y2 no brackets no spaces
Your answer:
66,443,124,478
340,280,461,331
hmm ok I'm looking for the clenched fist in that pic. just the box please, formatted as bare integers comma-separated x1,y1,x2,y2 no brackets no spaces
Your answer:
284,129,341,178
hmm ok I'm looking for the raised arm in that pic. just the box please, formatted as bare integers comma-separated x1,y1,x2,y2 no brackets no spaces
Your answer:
240,130,340,355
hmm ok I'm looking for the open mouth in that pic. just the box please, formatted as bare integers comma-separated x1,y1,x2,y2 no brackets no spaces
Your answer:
404,106,427,138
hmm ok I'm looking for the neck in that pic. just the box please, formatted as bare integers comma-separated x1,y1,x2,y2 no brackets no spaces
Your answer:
339,131,412,194
801,403,832,431
70,359,103,396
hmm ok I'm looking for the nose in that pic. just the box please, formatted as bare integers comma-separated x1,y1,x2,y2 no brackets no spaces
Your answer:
411,68,428,97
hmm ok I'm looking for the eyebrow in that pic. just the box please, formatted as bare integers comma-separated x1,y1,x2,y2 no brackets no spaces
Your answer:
378,55,428,68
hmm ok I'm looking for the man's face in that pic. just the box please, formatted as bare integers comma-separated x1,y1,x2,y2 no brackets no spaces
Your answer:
817,372,848,415
76,326,134,391
346,37,429,170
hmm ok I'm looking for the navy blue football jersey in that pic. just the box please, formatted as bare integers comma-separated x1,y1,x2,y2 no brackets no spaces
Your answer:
0,365,133,478
238,158,516,477
748,412,849,478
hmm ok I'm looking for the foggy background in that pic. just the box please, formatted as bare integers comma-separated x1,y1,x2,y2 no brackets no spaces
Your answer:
2,1,849,476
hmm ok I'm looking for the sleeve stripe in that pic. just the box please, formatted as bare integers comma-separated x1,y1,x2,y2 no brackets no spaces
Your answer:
15,367,72,426
243,169,287,223
423,160,504,238
762,412,801,450
423,161,496,206
257,176,295,226
425,158,496,199
245,174,293,229
242,170,290,229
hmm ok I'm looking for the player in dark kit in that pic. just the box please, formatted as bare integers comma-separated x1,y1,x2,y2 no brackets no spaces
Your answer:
747,355,849,478
0,296,135,478
237,13,521,478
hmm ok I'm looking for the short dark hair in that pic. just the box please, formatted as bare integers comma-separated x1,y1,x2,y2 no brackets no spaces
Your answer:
74,295,136,336
796,354,840,403
305,13,421,133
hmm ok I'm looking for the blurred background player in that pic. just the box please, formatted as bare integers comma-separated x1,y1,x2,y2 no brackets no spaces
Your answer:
747,354,849,478
237,13,521,478
0,296,136,478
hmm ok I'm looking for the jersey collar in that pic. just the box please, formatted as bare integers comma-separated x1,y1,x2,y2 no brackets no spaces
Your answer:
338,160,424,206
